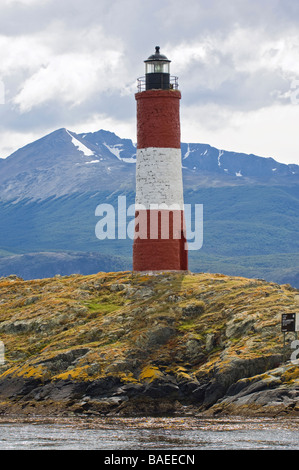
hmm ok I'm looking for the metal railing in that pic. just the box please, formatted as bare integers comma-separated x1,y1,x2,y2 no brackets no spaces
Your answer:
137,76,179,92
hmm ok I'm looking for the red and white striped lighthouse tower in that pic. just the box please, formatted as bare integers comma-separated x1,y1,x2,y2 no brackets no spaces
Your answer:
133,46,188,271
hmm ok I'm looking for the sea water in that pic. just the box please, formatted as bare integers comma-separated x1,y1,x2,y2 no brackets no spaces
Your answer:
0,416,299,450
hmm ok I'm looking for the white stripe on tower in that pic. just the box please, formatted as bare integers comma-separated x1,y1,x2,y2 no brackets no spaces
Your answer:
135,147,184,209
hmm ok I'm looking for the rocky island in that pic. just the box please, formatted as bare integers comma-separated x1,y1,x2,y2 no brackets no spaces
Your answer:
0,271,299,418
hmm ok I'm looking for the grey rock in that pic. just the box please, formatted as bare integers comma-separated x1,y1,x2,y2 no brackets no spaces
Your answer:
182,302,205,318
37,348,90,374
185,338,204,361
136,326,175,349
225,315,256,338
110,283,126,292
23,295,40,305
143,377,181,399
205,333,216,352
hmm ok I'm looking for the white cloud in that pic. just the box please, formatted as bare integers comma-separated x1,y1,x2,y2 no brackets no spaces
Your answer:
181,102,299,164
0,129,39,158
1,0,299,165
70,113,136,143
0,34,50,76
13,49,124,112
170,27,299,109
5,19,127,113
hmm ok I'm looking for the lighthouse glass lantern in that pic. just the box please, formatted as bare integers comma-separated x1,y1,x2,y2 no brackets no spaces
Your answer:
145,46,171,90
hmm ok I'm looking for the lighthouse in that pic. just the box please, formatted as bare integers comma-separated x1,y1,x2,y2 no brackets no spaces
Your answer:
133,46,188,271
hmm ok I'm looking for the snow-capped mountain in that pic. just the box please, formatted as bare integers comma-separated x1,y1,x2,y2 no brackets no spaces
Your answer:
0,127,298,287
0,127,298,201
0,128,137,201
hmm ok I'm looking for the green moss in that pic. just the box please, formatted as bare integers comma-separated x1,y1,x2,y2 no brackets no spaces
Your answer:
85,299,120,314
178,321,198,331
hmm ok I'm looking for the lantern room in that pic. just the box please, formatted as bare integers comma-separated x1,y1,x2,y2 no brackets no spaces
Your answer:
144,46,171,90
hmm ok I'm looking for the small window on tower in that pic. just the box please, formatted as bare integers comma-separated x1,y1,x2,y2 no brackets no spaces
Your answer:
145,62,170,74
162,62,170,73
145,63,155,74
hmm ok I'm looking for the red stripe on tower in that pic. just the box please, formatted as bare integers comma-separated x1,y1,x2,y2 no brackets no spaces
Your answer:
133,47,188,272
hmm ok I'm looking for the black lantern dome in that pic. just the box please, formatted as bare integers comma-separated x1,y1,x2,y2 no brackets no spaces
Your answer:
144,46,171,90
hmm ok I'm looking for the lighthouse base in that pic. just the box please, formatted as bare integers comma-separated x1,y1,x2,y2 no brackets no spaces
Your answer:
132,208,188,272
133,238,188,272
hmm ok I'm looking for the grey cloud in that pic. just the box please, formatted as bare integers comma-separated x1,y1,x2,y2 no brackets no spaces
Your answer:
181,60,292,111
1,0,299,161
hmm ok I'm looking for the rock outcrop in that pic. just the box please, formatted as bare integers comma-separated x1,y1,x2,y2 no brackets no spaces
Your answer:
0,271,298,417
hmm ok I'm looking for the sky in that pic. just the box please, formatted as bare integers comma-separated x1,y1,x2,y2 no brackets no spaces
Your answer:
0,0,299,164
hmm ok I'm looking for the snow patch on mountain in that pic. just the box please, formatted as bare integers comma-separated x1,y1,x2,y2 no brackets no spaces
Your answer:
103,143,136,163
121,156,136,163
183,144,193,160
66,129,94,157
103,143,122,159
218,150,224,167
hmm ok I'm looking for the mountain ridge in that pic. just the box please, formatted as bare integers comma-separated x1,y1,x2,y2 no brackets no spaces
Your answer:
0,127,298,202
0,128,298,288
